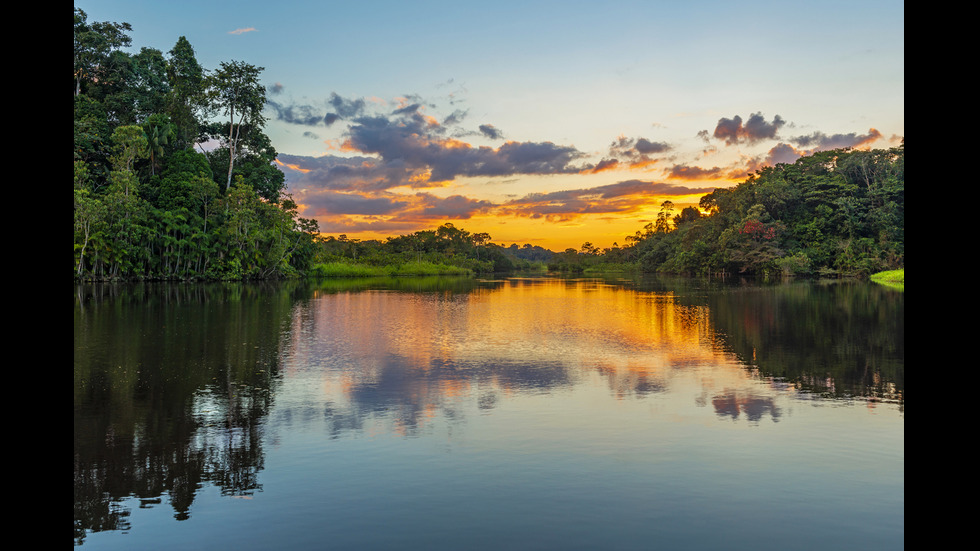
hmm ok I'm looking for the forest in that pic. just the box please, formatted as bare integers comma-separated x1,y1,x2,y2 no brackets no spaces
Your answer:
314,136,905,279
74,8,318,280
74,8,903,280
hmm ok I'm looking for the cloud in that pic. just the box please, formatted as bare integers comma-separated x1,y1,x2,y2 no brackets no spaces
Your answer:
634,138,671,155
667,165,727,180
266,100,330,126
607,135,672,169
499,180,705,221
753,129,886,167
302,191,409,216
479,124,504,140
790,128,883,150
589,158,620,173
443,109,468,126
265,92,372,127
342,112,587,184
765,143,806,165
228,27,257,35
712,112,786,146
270,91,588,185
329,93,368,119
277,153,428,192
667,163,752,181
416,193,495,219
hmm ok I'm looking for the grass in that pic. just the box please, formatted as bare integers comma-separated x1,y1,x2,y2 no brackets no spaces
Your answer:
310,260,472,278
870,268,904,290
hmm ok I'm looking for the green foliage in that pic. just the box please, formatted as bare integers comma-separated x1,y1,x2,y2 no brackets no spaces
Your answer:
870,268,904,290
615,145,904,277
73,11,315,281
310,260,472,278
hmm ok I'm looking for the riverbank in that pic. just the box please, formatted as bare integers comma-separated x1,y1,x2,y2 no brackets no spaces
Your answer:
310,260,473,277
870,268,904,290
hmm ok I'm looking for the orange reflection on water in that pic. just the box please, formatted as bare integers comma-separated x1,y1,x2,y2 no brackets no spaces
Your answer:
286,278,761,432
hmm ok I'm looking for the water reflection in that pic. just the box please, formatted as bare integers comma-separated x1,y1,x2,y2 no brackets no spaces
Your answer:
74,282,291,543
74,277,904,546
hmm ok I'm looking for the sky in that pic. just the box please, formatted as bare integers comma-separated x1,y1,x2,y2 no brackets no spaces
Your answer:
79,0,905,250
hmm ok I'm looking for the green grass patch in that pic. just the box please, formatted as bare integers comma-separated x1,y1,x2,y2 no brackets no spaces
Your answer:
870,268,904,290
870,268,904,283
310,260,472,278
388,261,472,276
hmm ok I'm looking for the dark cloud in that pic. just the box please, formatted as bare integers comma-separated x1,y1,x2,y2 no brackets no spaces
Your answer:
479,124,504,140
442,109,468,126
266,100,328,126
634,138,671,155
595,180,702,198
268,82,284,95
417,193,495,219
712,112,786,146
328,93,367,119
393,103,423,116
667,164,728,180
344,112,586,183
766,143,804,165
265,92,376,128
303,191,409,216
500,180,704,220
278,153,427,192
790,128,882,150
590,158,620,173
748,129,884,169
608,135,671,168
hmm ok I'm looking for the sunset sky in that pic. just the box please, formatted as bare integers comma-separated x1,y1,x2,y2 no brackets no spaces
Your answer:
81,0,905,250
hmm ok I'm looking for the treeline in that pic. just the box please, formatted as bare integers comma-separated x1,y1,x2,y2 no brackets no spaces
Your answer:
316,224,522,274
74,9,902,281
74,8,318,280
548,144,905,277
315,144,904,278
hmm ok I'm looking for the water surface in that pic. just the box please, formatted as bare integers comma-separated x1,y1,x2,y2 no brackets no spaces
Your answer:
74,276,903,550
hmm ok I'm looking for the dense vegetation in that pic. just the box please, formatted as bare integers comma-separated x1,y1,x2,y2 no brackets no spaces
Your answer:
74,8,318,280
74,8,903,281
546,144,905,277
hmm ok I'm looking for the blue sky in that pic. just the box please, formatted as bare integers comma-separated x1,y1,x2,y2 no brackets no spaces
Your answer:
78,0,904,249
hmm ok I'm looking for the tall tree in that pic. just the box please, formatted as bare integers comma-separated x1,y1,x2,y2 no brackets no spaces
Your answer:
205,61,267,191
74,8,132,96
166,36,205,149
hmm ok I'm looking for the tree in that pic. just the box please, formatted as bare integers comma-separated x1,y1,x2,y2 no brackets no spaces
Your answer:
74,8,132,96
654,200,675,233
205,61,267,191
166,37,205,149
142,114,175,176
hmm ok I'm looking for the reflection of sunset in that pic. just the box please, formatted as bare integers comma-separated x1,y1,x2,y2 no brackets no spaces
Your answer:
284,279,774,434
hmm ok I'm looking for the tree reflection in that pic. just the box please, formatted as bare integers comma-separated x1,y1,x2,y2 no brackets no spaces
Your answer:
74,283,297,544
74,277,904,545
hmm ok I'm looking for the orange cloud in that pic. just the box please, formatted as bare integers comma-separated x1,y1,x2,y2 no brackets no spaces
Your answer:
275,159,310,173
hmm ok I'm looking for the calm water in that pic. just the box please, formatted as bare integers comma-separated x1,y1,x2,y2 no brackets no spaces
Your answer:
74,276,904,550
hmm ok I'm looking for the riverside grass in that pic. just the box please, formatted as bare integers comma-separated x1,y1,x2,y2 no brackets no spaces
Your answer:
311,261,472,278
870,269,904,283
870,268,904,290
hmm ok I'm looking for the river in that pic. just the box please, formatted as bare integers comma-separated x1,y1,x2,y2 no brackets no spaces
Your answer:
74,275,904,550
